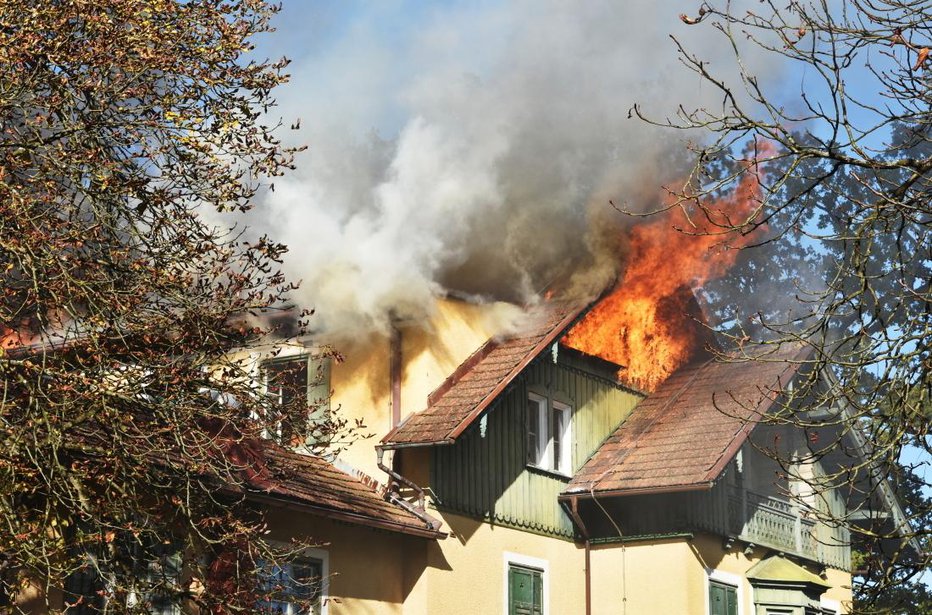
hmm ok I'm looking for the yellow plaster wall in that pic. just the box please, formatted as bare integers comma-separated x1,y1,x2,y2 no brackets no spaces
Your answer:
589,538,703,615
264,506,428,615
690,533,852,614
406,510,586,615
228,297,515,478
403,525,853,615
330,297,520,477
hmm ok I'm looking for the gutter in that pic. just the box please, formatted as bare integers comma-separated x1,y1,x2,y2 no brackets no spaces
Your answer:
376,445,445,535
380,439,455,450
248,491,445,539
560,481,714,500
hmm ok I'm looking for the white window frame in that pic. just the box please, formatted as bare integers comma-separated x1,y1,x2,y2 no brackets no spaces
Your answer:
551,399,572,476
258,546,330,615
526,392,573,477
503,552,549,615
706,569,746,615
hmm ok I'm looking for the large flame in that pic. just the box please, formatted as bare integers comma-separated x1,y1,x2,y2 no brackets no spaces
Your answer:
563,150,771,391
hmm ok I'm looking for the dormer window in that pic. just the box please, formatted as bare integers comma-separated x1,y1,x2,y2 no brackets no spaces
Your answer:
262,354,331,447
527,392,572,476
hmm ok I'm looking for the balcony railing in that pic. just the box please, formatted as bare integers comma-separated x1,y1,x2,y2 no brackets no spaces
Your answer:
726,485,850,570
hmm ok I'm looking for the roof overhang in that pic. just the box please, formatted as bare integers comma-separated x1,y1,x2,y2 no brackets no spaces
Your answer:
248,490,446,539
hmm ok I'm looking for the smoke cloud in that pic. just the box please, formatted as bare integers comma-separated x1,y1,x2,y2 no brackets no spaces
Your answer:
248,1,782,339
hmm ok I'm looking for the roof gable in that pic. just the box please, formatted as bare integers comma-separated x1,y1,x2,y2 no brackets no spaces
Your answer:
381,299,593,447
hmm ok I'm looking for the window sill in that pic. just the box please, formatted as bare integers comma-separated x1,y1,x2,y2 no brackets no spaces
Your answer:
526,464,573,481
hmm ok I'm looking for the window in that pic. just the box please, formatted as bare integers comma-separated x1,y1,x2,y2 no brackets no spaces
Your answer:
63,540,182,615
63,555,105,615
526,392,572,475
508,565,543,615
709,580,739,615
258,555,326,615
263,354,331,446
819,598,840,615
131,544,182,615
503,553,548,615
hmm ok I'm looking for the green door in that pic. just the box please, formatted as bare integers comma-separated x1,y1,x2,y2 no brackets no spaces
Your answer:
508,564,543,615
709,581,738,615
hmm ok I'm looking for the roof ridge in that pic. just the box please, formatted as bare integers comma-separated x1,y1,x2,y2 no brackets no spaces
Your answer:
443,302,591,442
331,457,389,497
700,356,804,482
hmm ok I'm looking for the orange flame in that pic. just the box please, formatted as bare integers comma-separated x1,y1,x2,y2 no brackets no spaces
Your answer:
563,148,772,391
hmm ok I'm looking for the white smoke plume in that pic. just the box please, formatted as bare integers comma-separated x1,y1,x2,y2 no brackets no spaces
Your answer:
247,1,782,339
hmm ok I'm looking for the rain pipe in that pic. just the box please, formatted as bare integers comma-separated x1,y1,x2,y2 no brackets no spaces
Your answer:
376,445,441,533
566,495,592,615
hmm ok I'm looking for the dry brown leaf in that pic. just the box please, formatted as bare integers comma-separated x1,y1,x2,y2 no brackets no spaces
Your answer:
914,47,929,70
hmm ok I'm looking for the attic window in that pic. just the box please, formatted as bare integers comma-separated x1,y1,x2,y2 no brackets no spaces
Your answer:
263,355,331,447
527,392,572,476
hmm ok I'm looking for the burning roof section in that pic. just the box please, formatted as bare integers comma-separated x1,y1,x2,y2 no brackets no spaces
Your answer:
562,345,809,498
381,298,593,447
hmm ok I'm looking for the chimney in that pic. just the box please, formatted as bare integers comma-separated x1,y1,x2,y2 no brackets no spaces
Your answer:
390,323,402,428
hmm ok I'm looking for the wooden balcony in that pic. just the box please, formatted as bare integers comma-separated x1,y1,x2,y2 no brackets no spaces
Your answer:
726,485,850,570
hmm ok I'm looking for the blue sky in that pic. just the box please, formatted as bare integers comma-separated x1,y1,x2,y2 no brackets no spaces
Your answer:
243,1,790,335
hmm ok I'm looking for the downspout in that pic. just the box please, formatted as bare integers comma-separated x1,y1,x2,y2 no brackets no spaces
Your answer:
378,326,443,533
567,495,592,615
376,445,440,531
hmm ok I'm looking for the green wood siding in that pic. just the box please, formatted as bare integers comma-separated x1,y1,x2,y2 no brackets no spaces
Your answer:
431,352,642,537
576,463,850,569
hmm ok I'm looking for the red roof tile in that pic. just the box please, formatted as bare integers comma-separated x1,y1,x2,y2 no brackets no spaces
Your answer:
68,421,444,537
382,299,592,447
563,345,810,497
258,443,444,537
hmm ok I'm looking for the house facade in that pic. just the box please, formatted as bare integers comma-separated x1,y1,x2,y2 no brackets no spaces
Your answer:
378,298,855,614
24,295,898,614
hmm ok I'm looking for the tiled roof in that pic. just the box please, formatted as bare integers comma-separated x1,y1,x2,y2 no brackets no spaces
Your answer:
258,443,444,538
563,345,809,497
71,421,443,538
382,299,592,447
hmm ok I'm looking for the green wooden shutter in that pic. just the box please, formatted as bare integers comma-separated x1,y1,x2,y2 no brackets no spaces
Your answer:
306,356,331,446
709,581,738,615
508,565,543,615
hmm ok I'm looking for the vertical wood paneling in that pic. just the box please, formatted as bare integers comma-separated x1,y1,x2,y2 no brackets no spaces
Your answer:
431,355,643,537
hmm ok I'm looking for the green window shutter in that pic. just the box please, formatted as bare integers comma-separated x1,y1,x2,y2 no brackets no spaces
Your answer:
306,356,331,446
726,584,738,615
709,581,738,615
508,565,543,615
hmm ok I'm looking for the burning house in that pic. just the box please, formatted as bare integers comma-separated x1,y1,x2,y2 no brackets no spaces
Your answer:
198,162,911,614
8,166,912,615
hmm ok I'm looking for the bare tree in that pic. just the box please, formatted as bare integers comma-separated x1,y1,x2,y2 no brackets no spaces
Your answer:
0,2,332,613
634,1,931,611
